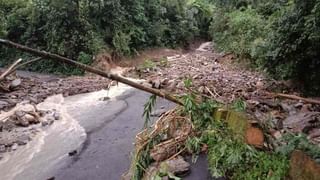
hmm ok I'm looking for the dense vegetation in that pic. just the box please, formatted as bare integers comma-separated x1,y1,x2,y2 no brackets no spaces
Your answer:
209,0,320,95
1,0,319,95
0,0,211,74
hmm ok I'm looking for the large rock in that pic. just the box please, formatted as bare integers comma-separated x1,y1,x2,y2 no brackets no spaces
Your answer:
142,156,190,180
10,78,22,89
289,150,320,180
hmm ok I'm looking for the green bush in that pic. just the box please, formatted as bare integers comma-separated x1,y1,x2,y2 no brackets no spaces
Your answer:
261,0,320,95
0,0,211,74
210,7,269,60
209,0,320,95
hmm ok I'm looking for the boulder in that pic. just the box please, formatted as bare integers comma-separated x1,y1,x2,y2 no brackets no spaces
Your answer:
289,150,320,180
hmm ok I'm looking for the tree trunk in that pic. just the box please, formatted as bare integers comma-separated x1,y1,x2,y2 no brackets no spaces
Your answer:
0,39,183,105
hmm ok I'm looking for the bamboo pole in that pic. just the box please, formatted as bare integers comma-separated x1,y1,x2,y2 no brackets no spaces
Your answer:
266,92,320,105
0,39,183,105
0,58,22,81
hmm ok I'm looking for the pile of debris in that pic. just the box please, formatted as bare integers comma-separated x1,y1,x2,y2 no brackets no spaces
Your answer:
0,73,111,111
123,108,195,180
131,42,320,144
0,102,60,155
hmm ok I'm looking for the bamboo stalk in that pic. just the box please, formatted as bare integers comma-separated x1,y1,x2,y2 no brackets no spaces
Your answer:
267,92,320,105
0,39,183,105
7,57,43,75
0,58,22,81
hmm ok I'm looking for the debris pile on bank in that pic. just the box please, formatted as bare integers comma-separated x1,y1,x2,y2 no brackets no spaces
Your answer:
0,102,61,156
123,108,195,180
131,42,320,144
0,73,111,111
127,42,320,179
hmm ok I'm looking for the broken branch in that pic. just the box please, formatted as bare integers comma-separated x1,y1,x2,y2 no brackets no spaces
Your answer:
267,92,320,105
0,39,183,105
7,57,43,75
0,58,23,81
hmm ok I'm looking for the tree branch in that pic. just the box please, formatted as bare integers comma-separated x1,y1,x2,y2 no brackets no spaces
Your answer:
0,58,23,81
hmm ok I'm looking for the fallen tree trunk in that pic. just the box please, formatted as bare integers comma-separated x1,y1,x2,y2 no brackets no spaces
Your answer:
0,39,183,105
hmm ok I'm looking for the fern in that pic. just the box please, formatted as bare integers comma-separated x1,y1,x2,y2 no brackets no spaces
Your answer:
142,95,157,129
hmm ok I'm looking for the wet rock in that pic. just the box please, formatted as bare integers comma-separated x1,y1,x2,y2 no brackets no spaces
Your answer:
99,96,110,101
41,119,49,127
16,134,31,145
0,145,6,153
24,114,38,124
10,79,21,89
162,156,190,176
11,143,18,151
151,109,166,117
68,150,77,156
289,150,320,180
0,120,16,131
141,156,191,180
53,111,61,120
15,117,29,127
0,100,9,109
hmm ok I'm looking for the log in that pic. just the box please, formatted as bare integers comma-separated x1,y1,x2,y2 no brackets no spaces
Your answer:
267,92,320,105
0,39,183,105
0,58,22,81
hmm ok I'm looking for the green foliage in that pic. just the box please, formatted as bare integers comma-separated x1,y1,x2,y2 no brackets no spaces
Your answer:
200,113,289,179
276,133,320,163
261,0,320,95
0,0,212,74
210,7,269,59
209,0,320,95
231,99,247,112
132,135,162,180
143,95,157,129
181,93,289,179
140,59,157,70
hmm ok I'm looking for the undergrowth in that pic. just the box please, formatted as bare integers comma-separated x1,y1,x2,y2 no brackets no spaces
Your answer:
184,95,289,179
133,80,320,180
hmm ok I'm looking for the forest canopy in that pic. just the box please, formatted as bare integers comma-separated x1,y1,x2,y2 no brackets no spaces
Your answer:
0,0,319,95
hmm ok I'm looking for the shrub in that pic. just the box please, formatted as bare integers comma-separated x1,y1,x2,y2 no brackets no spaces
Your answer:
210,7,268,60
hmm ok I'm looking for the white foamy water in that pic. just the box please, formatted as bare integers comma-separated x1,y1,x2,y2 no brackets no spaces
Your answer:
0,95,87,180
0,79,142,180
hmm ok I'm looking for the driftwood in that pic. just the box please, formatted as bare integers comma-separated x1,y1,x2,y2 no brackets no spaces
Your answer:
0,39,183,105
0,58,22,81
267,92,320,105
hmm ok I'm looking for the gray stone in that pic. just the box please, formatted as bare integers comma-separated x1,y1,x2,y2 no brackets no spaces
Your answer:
53,112,61,120
11,143,18,151
0,145,6,153
10,79,22,89
16,134,31,145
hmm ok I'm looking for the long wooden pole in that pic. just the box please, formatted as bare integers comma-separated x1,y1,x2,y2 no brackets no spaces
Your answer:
0,39,183,105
